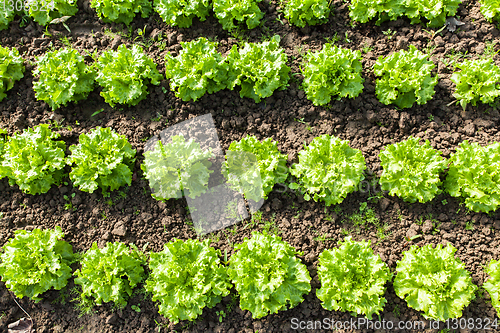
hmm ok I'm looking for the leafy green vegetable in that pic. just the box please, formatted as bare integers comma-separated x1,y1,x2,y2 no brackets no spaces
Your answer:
317,237,392,319
349,0,460,27
445,141,500,213
95,44,163,107
0,45,25,102
213,0,264,30
301,43,364,106
394,243,477,321
451,58,500,111
91,0,151,25
154,0,210,27
33,48,96,111
74,242,145,308
226,35,290,103
379,136,447,203
228,231,311,319
26,0,78,26
68,127,136,197
145,239,231,324
374,45,437,109
141,135,213,201
483,259,500,317
1,124,66,195
165,37,229,102
282,0,331,27
290,134,366,206
225,135,288,202
480,0,500,23
0,3,16,30
0,226,74,302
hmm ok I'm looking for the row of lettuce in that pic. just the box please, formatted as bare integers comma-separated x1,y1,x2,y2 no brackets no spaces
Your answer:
1,0,500,31
0,226,498,322
0,123,499,214
2,37,500,111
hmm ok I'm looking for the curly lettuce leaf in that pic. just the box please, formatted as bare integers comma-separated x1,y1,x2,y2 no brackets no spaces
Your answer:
90,0,151,25
451,58,500,111
0,2,16,30
141,135,214,201
213,0,264,30
74,242,145,308
290,134,366,206
96,44,163,107
165,37,228,102
145,239,231,324
484,259,500,317
68,127,136,196
26,0,78,26
283,0,331,27
374,45,437,109
379,136,447,203
154,0,210,27
0,45,25,102
394,243,477,321
33,48,96,110
228,231,311,319
317,237,392,319
2,124,66,195
0,226,74,302
480,0,500,23
226,35,290,103
301,43,364,106
225,135,288,201
0,128,7,178
445,140,500,213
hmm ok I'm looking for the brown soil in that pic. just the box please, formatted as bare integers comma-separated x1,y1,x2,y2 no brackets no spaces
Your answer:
1,0,500,332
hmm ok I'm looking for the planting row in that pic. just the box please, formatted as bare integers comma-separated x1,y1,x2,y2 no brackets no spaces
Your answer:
1,39,500,110
1,124,500,214
0,226,498,323
1,0,500,30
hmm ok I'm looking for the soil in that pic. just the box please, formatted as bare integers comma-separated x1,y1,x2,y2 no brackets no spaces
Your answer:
1,0,500,332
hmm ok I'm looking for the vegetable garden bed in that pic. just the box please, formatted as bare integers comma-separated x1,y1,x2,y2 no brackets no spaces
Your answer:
1,0,500,332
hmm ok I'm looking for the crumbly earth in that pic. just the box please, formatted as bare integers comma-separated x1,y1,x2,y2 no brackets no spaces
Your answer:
0,0,500,332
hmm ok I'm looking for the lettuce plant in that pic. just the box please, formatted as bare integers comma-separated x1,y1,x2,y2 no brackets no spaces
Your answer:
141,135,214,201
225,135,288,202
154,0,210,27
226,35,290,103
228,232,311,319
0,3,16,30
379,136,447,203
165,37,229,102
0,45,25,102
74,242,145,308
480,0,500,23
349,0,460,27
301,43,364,106
0,128,7,178
374,45,437,109
95,44,163,107
145,239,231,324
394,244,477,321
33,48,96,110
451,58,500,111
213,0,264,30
483,259,500,317
0,226,74,302
290,134,366,206
282,0,331,27
91,0,152,25
1,124,66,195
26,0,78,26
68,127,136,197
445,141,500,213
317,237,392,319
